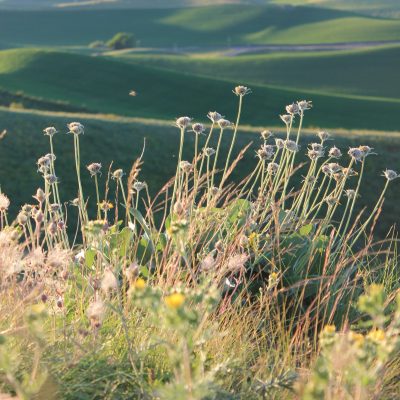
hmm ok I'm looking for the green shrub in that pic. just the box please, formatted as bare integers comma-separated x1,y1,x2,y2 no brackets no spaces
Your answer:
107,32,136,50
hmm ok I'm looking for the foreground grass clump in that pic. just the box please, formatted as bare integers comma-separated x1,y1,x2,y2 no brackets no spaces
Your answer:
1,87,400,399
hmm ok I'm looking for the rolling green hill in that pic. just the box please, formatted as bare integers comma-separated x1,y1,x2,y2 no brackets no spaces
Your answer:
1,107,399,237
0,5,400,47
113,45,400,100
0,48,400,131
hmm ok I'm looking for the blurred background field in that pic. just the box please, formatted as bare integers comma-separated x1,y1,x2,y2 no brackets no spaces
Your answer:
0,0,399,234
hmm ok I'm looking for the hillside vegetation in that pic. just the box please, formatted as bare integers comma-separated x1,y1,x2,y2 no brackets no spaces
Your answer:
1,5,400,47
1,48,400,131
114,44,400,100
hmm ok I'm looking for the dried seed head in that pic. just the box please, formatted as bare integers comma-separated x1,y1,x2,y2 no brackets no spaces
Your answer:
57,220,66,231
260,130,273,141
285,103,300,115
267,162,279,175
327,163,341,174
218,118,233,129
56,297,63,308
44,174,58,185
207,111,223,123
210,186,220,196
70,198,80,207
173,201,185,215
87,299,106,328
43,126,57,137
348,147,363,162
200,251,216,272
329,146,342,159
67,122,84,135
46,153,56,162
203,147,216,157
279,114,293,125
0,193,10,212
322,165,331,175
345,189,357,199
310,143,324,152
307,149,322,160
112,169,124,180
87,162,102,177
50,203,61,213
317,131,330,142
37,155,51,170
233,85,251,96
383,169,399,181
179,161,192,174
124,262,139,283
33,188,46,203
132,181,146,192
284,140,299,152
175,116,192,129
191,123,205,135
297,100,312,111
47,221,57,236
325,196,338,207
17,212,28,225
257,144,275,160
34,209,44,223
275,138,285,149
214,240,224,252
101,268,118,294
98,201,113,211
359,145,374,157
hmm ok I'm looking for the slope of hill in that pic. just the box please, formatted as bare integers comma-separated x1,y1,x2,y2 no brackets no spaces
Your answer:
1,48,400,131
113,44,400,100
0,5,400,47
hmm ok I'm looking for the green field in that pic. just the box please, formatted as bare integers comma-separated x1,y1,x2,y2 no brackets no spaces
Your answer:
1,5,400,47
113,44,400,100
0,48,400,131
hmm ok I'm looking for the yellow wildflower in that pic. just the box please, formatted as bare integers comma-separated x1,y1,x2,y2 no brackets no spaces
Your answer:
165,293,185,309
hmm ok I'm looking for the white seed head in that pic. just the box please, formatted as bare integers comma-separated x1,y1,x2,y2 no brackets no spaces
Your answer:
261,130,273,141
275,138,285,149
87,162,102,176
101,268,118,293
257,144,275,160
179,161,192,173
203,147,216,157
132,181,146,192
284,140,299,152
43,126,57,137
87,299,106,327
191,123,205,135
348,147,363,162
279,114,293,125
267,162,279,175
207,111,223,123
383,169,399,181
233,85,251,96
218,118,233,129
345,189,357,199
112,169,124,180
359,145,374,157
317,131,330,142
0,193,10,212
44,174,58,185
285,103,300,115
329,146,342,159
33,188,46,203
297,100,312,111
175,116,192,129
67,122,84,135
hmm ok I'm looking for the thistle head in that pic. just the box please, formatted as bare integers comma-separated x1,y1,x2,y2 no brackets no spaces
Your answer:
267,162,279,175
43,126,57,137
191,123,205,135
317,130,330,142
285,103,300,115
329,146,342,159
175,116,192,129
218,119,233,129
203,147,216,157
87,162,102,177
279,114,293,125
275,138,285,149
112,169,124,180
348,147,363,162
67,122,84,135
284,140,299,153
297,100,312,112
0,193,10,212
179,161,192,174
207,111,223,123
233,85,251,97
260,130,273,141
383,169,399,181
